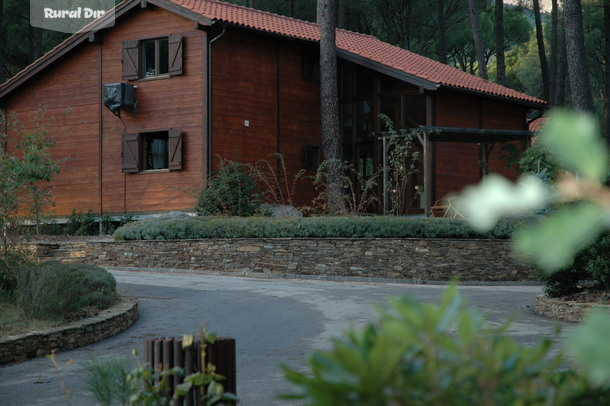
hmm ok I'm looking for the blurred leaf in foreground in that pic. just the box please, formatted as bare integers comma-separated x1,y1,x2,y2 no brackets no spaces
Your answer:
458,174,549,231
540,110,607,183
513,203,607,272
568,310,610,386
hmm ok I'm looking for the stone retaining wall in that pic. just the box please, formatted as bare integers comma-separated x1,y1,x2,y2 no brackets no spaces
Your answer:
32,238,536,282
0,297,138,365
535,295,610,323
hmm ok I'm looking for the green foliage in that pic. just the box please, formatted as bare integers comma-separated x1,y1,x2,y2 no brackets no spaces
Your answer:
251,153,306,209
121,329,238,406
308,159,379,215
541,111,607,183
379,114,422,215
283,284,609,405
113,215,536,240
196,158,261,217
0,248,32,293
458,108,610,396
16,261,117,319
539,232,610,297
517,143,559,182
85,357,135,406
65,209,99,236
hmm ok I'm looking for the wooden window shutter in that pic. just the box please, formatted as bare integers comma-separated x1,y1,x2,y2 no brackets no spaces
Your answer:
122,40,140,80
168,128,183,171
168,34,183,76
122,133,141,173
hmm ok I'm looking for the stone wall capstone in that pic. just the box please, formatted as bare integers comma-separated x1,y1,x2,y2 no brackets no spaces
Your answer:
32,238,536,282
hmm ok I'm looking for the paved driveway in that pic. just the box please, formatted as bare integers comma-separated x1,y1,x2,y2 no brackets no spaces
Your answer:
0,269,574,405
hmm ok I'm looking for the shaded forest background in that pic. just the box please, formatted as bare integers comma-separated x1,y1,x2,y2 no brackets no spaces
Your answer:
0,0,608,133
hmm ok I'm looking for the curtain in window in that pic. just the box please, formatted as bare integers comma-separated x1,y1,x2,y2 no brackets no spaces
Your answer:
151,137,168,169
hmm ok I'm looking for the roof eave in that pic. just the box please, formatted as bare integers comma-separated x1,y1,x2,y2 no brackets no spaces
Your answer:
439,84,548,109
336,49,439,91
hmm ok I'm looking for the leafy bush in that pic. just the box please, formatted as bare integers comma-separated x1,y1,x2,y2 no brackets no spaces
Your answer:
539,232,610,297
113,215,539,241
196,159,261,217
518,143,559,181
16,261,118,319
85,357,135,406
65,209,98,236
283,285,610,405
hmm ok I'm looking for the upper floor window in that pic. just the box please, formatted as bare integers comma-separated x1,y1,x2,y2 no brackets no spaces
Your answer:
122,34,183,80
142,38,169,77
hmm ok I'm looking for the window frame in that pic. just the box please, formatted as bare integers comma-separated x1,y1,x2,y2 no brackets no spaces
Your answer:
141,37,170,78
122,33,183,81
122,128,183,174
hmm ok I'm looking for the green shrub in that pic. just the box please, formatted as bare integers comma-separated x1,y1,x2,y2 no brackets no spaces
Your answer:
538,232,610,297
66,209,98,236
282,285,610,405
196,159,261,217
518,144,559,181
85,357,135,406
16,261,118,319
113,215,539,240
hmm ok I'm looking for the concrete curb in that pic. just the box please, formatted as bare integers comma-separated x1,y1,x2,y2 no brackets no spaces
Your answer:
0,295,138,365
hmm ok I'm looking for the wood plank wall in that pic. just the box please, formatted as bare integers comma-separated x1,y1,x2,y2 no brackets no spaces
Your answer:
5,7,206,217
433,90,528,201
212,31,321,207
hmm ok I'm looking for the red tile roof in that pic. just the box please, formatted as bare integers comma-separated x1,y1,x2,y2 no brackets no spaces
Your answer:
170,0,545,106
528,117,548,132
0,0,546,106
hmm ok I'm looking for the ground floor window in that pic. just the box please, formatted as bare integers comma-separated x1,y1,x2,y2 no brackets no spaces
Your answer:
143,131,169,170
122,128,182,173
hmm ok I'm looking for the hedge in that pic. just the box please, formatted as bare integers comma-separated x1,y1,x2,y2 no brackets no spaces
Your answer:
112,215,539,241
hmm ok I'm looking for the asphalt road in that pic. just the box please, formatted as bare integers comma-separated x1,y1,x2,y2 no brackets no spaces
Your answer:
0,269,575,406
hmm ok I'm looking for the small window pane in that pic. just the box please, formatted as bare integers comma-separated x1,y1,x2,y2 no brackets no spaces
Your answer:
143,132,169,170
143,40,156,77
159,38,169,75
355,100,372,140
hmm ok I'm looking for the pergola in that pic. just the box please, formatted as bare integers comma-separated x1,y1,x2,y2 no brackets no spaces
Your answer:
378,126,535,216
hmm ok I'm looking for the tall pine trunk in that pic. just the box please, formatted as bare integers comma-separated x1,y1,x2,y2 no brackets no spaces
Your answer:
533,0,549,101
604,0,610,145
549,0,559,104
468,0,488,79
337,0,346,29
553,16,567,106
318,0,343,213
0,0,4,83
494,0,506,85
438,0,448,64
564,0,595,112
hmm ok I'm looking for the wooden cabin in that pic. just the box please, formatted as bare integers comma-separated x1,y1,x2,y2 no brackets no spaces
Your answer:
0,0,546,218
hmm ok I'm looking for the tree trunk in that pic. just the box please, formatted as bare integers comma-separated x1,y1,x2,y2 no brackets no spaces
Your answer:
533,0,550,101
564,0,595,112
0,0,4,83
494,0,506,85
438,0,447,64
29,26,43,63
318,0,343,214
549,0,559,104
337,0,346,29
467,0,488,79
553,16,567,106
604,0,610,145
